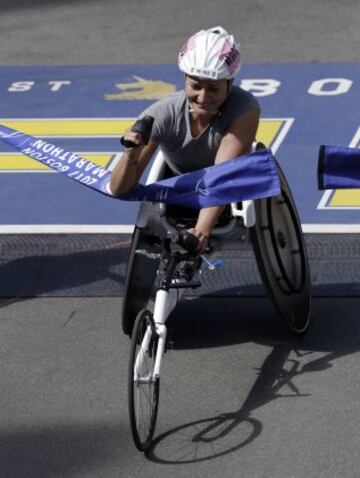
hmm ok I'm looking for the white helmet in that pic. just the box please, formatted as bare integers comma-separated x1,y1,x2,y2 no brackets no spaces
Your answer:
178,26,241,80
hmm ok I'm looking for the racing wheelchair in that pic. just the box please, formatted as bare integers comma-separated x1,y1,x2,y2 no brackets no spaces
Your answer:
122,144,311,451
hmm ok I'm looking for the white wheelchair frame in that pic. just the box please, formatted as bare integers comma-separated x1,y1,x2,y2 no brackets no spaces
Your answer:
128,146,264,451
127,143,311,451
135,149,257,382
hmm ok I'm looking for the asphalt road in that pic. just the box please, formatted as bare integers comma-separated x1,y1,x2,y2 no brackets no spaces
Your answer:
1,0,359,64
1,296,360,477
1,1,360,477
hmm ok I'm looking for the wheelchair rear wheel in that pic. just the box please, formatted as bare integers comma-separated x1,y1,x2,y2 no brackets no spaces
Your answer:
250,161,311,335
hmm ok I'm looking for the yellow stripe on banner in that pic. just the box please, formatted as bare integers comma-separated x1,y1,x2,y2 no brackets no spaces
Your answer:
0,153,113,170
330,189,360,207
256,120,284,148
0,119,134,137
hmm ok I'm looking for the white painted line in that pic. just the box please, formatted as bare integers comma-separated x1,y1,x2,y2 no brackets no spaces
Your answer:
349,126,360,148
317,205,360,210
269,118,294,154
317,190,333,209
0,117,136,120
0,225,134,234
0,224,359,234
302,224,360,233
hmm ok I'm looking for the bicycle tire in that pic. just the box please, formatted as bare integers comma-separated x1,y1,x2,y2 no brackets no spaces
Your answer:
128,309,160,451
250,160,311,335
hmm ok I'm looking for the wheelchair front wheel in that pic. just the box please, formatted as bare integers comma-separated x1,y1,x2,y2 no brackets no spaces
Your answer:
250,161,311,335
128,309,160,451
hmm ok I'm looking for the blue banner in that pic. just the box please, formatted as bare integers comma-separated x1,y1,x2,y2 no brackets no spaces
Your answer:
0,124,280,208
318,145,360,190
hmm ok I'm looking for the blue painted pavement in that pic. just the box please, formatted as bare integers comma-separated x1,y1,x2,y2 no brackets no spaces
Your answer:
0,64,358,231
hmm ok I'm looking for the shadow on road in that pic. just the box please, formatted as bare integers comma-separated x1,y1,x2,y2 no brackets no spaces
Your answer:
146,296,359,463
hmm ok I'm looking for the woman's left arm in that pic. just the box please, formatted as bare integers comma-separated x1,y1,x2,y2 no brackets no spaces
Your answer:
190,107,260,253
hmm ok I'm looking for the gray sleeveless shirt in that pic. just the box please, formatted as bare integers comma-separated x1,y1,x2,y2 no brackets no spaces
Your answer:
140,87,259,174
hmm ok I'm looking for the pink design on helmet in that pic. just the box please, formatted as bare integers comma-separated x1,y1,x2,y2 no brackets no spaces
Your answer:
218,39,241,74
178,34,197,58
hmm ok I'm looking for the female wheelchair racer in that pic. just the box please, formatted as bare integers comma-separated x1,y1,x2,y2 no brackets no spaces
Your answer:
110,26,311,451
110,26,311,338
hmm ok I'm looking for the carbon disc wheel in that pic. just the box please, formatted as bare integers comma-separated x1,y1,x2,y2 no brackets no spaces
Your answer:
250,161,311,334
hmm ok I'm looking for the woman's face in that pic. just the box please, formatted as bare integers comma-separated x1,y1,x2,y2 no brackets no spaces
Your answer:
185,75,229,116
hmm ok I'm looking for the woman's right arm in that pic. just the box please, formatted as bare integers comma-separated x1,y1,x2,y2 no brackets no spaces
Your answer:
109,132,158,196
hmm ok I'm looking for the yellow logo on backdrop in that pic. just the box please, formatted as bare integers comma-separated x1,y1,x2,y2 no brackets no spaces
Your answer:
0,118,292,171
105,76,177,101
